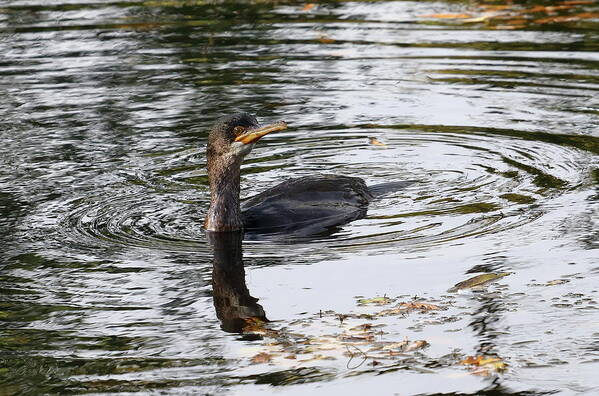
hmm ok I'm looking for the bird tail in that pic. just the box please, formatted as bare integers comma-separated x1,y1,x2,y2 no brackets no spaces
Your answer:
368,180,417,198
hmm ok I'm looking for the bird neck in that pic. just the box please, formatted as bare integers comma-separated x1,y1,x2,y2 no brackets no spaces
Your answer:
205,156,243,232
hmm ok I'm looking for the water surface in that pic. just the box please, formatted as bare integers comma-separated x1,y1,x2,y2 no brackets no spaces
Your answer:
1,0,598,394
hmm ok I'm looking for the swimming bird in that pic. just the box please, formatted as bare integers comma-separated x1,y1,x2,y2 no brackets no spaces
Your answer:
204,113,412,236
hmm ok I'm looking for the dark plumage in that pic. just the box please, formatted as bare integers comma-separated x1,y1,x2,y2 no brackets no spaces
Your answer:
242,175,371,235
204,113,413,236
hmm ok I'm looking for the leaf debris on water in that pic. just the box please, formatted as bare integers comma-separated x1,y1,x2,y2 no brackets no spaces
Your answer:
448,272,512,292
357,296,393,305
546,279,570,286
459,355,507,376
250,352,274,364
377,301,442,316
236,295,460,372
242,317,279,336
368,137,387,146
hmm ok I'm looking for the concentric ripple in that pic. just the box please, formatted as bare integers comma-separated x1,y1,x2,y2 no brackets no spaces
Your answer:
60,192,208,253
56,125,592,257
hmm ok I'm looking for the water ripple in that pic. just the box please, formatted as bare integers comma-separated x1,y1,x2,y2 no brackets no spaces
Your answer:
56,125,591,257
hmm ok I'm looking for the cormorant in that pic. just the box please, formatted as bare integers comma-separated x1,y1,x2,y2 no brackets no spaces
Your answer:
204,113,412,236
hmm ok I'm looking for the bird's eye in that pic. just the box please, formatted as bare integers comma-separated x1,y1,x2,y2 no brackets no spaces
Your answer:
233,126,245,136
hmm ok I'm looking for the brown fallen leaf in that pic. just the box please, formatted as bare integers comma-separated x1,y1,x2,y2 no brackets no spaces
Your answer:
376,306,407,316
381,339,429,352
251,352,274,364
399,302,441,311
422,13,473,19
403,340,429,352
535,12,599,24
242,317,279,336
318,35,336,44
301,3,315,11
520,5,573,14
448,272,511,292
339,334,375,343
478,4,513,11
376,301,440,317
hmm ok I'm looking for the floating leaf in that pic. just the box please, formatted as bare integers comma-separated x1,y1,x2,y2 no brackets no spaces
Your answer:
380,339,429,352
250,352,274,364
318,35,336,44
448,272,511,292
380,341,410,350
420,1,598,29
423,13,473,19
376,306,407,316
535,12,599,24
301,3,315,11
339,334,375,343
376,300,441,316
349,323,385,332
368,137,387,146
357,296,392,305
478,5,512,11
459,355,507,375
546,279,570,286
404,340,429,352
400,302,441,311
242,317,279,336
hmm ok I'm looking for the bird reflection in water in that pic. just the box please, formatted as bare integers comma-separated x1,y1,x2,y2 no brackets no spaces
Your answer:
207,231,267,334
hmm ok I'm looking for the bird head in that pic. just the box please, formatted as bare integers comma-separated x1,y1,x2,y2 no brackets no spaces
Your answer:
207,113,287,164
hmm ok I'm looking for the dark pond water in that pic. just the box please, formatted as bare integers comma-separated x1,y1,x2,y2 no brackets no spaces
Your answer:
1,0,598,394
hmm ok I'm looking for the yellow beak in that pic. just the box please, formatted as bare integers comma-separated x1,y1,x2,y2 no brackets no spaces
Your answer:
234,121,288,145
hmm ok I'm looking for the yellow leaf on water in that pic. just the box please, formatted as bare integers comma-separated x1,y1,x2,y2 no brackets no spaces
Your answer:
368,137,387,146
448,272,511,292
459,355,507,375
422,13,473,19
358,296,392,305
